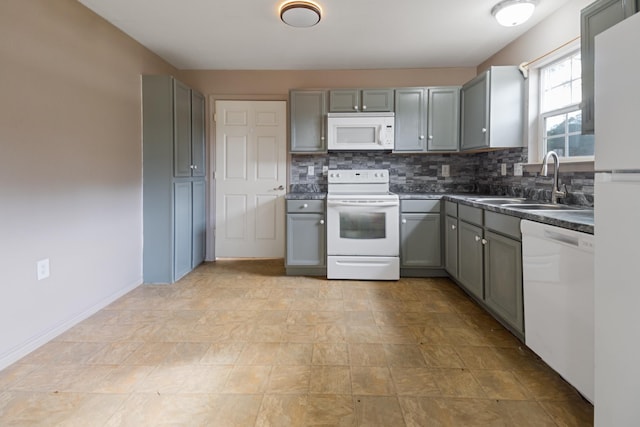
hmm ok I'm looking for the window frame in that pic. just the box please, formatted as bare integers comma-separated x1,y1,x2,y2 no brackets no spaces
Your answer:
526,40,595,166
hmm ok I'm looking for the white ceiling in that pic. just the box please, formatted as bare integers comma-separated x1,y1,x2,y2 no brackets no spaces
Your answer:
78,0,571,70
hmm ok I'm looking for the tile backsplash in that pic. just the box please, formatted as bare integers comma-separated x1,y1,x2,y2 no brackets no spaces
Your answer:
290,148,594,207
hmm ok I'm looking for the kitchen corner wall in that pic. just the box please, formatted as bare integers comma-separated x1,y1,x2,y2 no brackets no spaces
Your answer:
0,0,180,370
290,148,594,207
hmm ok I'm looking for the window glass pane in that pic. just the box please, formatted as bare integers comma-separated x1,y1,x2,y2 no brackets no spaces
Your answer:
568,134,595,157
567,110,582,133
543,84,571,112
545,114,566,137
547,137,566,156
543,58,571,89
572,54,582,79
571,79,582,105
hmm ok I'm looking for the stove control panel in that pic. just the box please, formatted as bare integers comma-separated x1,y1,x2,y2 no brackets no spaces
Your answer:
328,169,389,184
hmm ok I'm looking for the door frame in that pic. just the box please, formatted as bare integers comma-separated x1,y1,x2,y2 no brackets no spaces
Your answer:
206,94,289,261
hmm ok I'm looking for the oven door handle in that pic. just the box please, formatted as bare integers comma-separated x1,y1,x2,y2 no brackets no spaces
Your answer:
327,200,399,207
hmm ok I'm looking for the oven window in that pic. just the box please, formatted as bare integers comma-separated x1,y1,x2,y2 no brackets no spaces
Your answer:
339,212,386,239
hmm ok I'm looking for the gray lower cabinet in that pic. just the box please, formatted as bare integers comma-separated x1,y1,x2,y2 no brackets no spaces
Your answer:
290,90,327,153
581,0,637,134
329,89,394,112
457,219,484,300
444,214,458,279
483,230,523,335
400,200,444,276
460,66,524,151
453,204,524,339
142,75,207,283
285,200,326,275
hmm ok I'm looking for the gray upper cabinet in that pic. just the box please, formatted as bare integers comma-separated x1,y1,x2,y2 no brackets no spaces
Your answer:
461,66,524,151
394,88,426,152
290,90,327,153
581,0,637,134
190,91,206,177
395,87,460,153
173,80,193,177
142,75,206,284
427,87,460,152
329,89,394,112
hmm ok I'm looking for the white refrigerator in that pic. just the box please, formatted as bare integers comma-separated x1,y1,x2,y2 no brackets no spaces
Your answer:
594,11,640,427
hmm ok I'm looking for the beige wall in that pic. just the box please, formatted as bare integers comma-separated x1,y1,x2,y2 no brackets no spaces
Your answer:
181,68,477,98
479,0,592,70
0,0,179,368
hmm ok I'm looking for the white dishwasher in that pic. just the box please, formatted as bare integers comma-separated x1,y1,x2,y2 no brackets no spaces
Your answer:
521,220,594,403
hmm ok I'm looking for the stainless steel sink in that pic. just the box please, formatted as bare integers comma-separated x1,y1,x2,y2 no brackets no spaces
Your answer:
470,197,527,204
500,203,578,210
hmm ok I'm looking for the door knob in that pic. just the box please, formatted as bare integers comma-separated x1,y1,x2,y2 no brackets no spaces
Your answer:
273,185,284,191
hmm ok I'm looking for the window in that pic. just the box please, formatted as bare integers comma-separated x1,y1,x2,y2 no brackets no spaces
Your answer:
539,51,594,159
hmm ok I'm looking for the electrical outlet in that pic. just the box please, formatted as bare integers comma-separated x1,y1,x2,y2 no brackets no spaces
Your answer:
442,164,450,177
514,163,523,177
501,163,507,176
37,258,50,281
307,165,314,176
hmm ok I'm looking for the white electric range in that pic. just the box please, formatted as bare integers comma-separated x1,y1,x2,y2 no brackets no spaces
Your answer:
326,169,399,280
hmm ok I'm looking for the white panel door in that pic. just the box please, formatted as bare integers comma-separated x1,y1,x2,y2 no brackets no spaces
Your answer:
215,101,286,258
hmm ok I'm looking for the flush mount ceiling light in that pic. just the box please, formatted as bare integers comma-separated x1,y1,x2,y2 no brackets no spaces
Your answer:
280,1,322,27
491,0,537,27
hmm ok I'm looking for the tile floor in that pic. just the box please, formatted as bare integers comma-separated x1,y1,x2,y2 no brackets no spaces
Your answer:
0,260,593,426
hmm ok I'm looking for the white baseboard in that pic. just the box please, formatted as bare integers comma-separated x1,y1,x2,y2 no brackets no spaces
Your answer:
0,279,142,371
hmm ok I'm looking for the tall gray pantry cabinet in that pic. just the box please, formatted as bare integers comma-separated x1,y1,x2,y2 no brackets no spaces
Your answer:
142,75,206,284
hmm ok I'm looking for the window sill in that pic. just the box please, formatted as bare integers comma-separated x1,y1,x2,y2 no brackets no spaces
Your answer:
522,159,595,174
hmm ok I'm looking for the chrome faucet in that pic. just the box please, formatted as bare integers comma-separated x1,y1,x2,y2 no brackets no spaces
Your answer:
540,151,566,204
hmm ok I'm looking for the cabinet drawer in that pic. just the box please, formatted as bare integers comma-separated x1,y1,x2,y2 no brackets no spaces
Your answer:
445,201,458,217
485,211,521,240
287,200,324,213
459,204,483,226
401,199,440,213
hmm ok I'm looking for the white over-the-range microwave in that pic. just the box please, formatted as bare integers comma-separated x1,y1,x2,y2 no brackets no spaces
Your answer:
327,112,394,151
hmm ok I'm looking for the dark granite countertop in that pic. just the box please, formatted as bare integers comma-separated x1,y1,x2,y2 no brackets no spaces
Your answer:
286,192,594,234
443,194,594,235
285,192,326,200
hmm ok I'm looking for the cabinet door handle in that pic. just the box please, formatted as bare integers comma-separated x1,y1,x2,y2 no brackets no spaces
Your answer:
419,135,425,140
273,185,284,190
481,238,487,245
481,128,487,133
319,219,325,225
428,135,433,140
302,203,308,208
451,224,456,230
475,235,481,242
320,136,325,141
401,218,407,224
354,105,359,110
362,105,367,110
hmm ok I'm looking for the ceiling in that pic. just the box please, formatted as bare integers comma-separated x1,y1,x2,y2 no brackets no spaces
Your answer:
78,0,572,70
